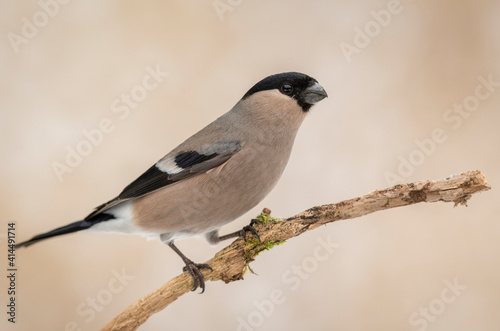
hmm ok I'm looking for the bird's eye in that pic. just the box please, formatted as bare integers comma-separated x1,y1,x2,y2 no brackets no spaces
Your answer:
281,83,293,94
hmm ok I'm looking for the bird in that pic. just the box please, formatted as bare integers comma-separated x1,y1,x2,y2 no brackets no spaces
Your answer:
17,72,327,292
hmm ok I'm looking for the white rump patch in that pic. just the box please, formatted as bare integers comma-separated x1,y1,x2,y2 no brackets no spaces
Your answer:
87,201,158,239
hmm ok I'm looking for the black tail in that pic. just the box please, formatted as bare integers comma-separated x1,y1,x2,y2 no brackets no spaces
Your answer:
16,220,91,248
16,213,115,248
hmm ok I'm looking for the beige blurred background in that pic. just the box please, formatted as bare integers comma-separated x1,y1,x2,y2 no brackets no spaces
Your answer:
1,1,500,330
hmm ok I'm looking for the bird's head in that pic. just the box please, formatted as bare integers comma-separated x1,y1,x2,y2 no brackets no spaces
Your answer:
242,72,328,112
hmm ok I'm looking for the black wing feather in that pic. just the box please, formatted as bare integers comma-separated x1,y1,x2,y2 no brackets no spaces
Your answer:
175,151,217,168
118,165,175,199
118,151,218,199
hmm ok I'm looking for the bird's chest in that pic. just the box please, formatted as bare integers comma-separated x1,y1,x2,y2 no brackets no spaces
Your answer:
218,134,294,202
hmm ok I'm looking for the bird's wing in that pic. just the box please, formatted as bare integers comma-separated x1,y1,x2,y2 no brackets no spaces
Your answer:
85,139,243,219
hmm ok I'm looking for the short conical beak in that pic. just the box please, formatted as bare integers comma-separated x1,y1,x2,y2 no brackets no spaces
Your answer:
301,81,328,104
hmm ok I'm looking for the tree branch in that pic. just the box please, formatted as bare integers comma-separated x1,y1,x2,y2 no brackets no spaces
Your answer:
102,170,491,331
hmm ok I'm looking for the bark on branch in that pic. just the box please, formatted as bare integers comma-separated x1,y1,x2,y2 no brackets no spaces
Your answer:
102,170,491,331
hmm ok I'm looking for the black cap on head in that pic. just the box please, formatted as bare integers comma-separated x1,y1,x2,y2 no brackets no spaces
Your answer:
243,72,327,111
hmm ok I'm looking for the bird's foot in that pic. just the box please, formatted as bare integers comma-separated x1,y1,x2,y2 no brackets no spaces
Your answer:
238,218,263,243
183,261,213,293
211,217,264,244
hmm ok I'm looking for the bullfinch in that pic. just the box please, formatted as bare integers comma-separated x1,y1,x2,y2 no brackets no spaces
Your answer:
17,72,328,292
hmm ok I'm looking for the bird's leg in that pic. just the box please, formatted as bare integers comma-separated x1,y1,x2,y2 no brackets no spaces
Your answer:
206,218,263,245
167,241,213,293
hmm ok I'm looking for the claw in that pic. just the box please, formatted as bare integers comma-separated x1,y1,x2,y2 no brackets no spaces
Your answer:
241,218,262,243
183,262,213,293
211,218,264,245
250,218,263,227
